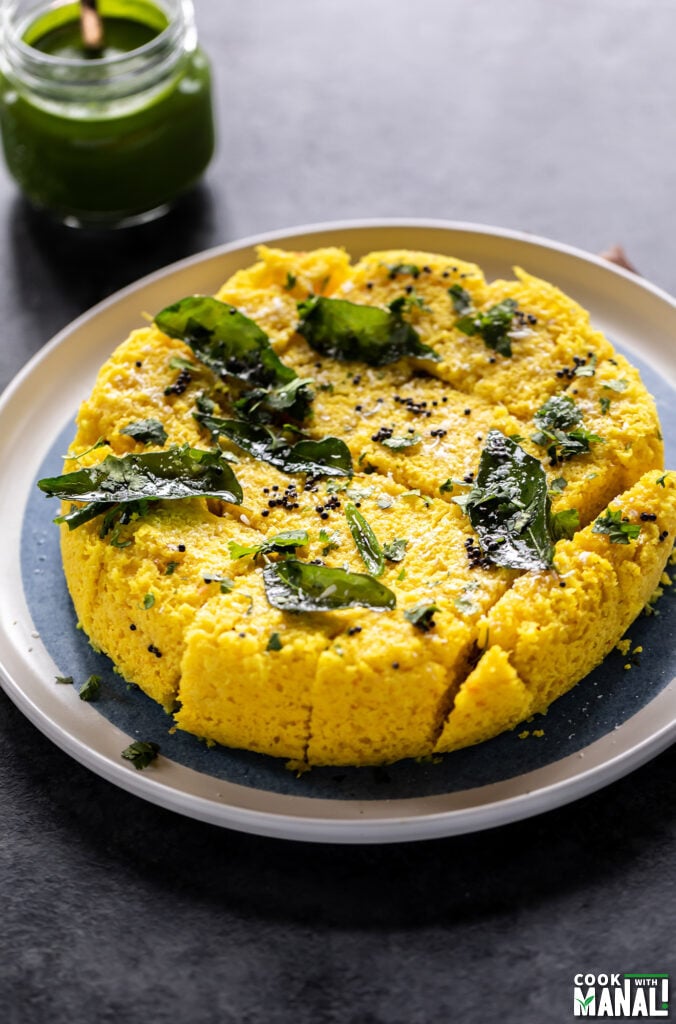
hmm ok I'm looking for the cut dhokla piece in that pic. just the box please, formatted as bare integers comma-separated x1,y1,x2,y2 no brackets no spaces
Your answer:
51,243,674,767
176,570,340,761
62,501,263,708
436,470,676,752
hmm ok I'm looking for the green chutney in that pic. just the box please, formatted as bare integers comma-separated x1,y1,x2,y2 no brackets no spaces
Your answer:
0,0,215,225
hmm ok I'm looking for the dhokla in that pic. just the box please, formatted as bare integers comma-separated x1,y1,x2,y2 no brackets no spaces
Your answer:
42,245,675,766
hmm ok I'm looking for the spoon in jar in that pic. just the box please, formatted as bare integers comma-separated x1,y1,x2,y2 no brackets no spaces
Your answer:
80,0,104,52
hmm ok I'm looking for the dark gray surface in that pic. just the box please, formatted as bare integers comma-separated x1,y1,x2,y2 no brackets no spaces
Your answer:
1,1,675,1021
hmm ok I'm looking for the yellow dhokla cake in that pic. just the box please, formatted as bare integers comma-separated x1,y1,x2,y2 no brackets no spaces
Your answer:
45,245,676,766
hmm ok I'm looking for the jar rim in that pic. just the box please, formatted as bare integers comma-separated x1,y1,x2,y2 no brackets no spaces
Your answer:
2,0,192,70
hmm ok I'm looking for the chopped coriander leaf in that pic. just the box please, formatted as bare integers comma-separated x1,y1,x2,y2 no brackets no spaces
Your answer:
120,419,168,447
388,292,430,315
142,593,155,609
228,530,309,561
400,489,432,507
202,573,236,593
602,378,629,393
550,507,580,540
383,537,408,562
656,472,670,487
574,354,597,377
284,272,297,291
456,298,518,357
600,396,611,415
454,582,480,615
377,494,395,509
380,433,422,450
55,675,74,685
263,560,396,612
404,602,439,632
266,632,283,651
448,283,472,314
345,504,385,576
549,477,568,494
319,528,341,555
397,567,406,581
592,508,641,544
164,561,179,575
531,394,602,464
168,355,197,371
440,479,455,494
386,262,420,279
296,295,440,366
121,740,160,770
79,674,101,702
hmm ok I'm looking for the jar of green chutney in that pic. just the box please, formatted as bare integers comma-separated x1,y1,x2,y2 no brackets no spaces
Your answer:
0,0,215,226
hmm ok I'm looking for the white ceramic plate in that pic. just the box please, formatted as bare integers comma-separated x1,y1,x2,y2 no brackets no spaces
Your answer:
2,219,676,844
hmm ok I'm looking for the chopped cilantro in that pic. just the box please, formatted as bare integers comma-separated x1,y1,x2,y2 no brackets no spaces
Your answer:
55,675,73,685
266,632,283,651
599,396,611,415
142,593,155,609
121,740,160,770
448,283,472,314
456,298,518,357
228,530,309,561
165,561,179,575
284,272,297,291
549,477,568,494
550,507,580,540
531,394,602,464
404,602,439,632
592,509,641,544
79,674,101,702
656,472,670,487
383,538,408,562
319,528,341,555
386,262,421,279
203,573,236,593
602,378,629,393
574,354,597,377
380,433,422,450
120,419,168,447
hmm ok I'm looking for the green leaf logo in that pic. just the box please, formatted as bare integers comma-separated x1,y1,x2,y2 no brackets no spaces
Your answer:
576,996,595,1008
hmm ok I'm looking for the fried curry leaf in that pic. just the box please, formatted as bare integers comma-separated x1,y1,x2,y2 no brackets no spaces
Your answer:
195,413,353,478
296,296,440,366
234,376,315,423
345,503,385,576
262,560,396,612
592,508,642,544
457,431,556,570
155,296,296,389
39,446,243,530
120,419,168,446
456,298,518,357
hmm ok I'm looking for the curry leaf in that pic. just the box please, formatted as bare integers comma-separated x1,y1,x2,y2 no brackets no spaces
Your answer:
458,430,555,570
296,296,440,366
195,413,353,478
155,296,296,389
262,560,396,612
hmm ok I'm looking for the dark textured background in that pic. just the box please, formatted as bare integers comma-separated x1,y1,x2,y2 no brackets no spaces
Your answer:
1,1,675,1021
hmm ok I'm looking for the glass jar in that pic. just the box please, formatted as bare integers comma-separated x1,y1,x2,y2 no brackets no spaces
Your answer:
0,0,215,226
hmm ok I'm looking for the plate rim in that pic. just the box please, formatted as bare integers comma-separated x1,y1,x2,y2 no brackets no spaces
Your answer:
2,217,675,844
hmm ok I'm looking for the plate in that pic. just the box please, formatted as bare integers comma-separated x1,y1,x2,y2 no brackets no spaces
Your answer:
2,219,676,844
